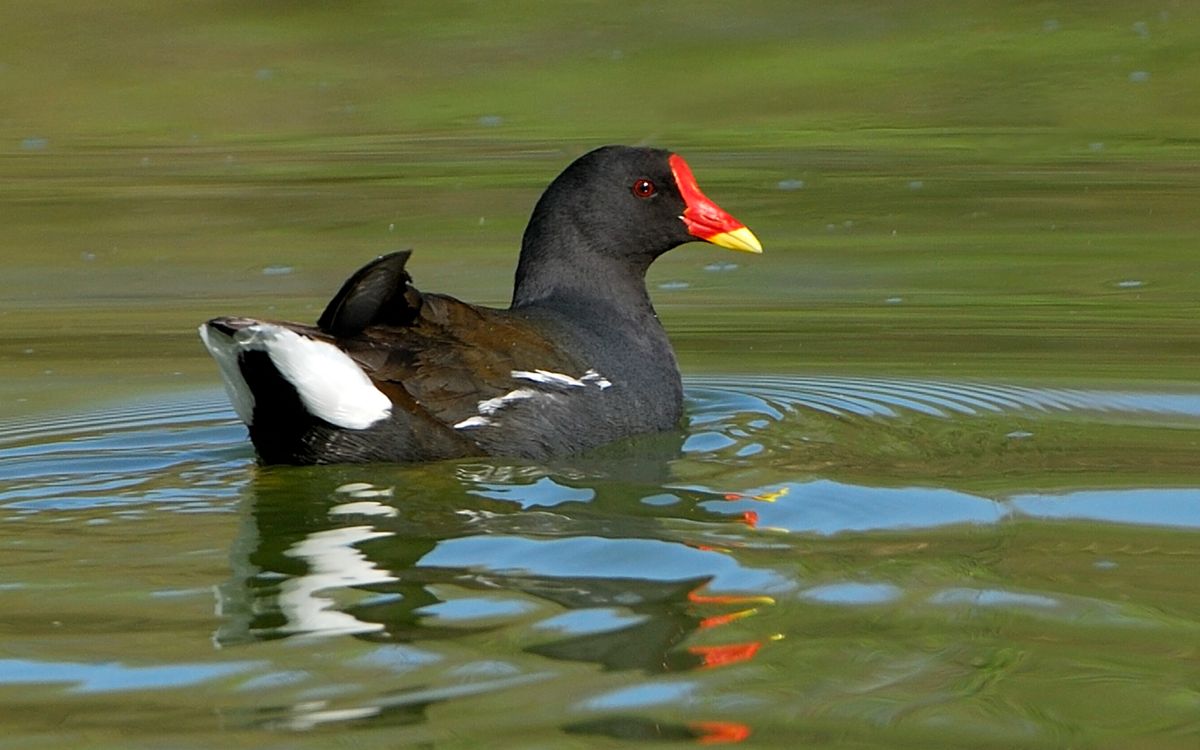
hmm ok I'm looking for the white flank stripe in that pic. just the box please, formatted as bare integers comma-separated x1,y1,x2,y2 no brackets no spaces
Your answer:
456,387,565,430
511,368,613,389
477,388,537,415
581,369,613,389
511,369,586,388
453,415,492,430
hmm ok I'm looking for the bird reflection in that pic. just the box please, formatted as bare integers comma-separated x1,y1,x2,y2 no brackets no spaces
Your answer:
563,716,752,744
218,431,688,644
216,434,767,741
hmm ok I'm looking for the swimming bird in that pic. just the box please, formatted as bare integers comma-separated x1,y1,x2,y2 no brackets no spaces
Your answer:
199,145,762,464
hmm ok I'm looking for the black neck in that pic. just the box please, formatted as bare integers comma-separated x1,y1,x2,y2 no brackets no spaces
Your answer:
510,214,655,316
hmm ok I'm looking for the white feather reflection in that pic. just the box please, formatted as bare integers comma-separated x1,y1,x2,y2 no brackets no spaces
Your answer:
277,525,398,637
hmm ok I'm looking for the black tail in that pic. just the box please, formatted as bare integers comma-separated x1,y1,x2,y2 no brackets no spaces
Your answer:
317,251,422,337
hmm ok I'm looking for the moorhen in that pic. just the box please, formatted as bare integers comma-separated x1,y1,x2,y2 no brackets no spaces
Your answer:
199,145,761,464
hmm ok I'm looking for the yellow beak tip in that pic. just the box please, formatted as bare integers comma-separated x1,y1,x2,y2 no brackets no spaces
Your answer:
708,226,763,254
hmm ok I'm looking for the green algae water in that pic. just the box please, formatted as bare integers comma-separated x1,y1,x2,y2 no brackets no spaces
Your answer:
2,3,1199,748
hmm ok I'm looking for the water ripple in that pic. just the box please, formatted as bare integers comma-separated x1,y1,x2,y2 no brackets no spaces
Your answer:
2,378,1198,534
0,389,248,513
687,375,1200,422
0,390,233,447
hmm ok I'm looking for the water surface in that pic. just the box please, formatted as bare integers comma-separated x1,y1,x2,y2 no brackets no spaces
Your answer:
2,2,1200,747
2,375,1199,748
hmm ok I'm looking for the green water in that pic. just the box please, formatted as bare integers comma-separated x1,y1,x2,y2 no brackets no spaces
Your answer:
2,3,1199,748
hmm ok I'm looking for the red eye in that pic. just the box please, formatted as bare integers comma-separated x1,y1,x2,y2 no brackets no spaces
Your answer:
632,178,656,198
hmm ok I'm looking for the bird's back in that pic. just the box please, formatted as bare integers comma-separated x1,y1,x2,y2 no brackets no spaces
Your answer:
200,252,682,463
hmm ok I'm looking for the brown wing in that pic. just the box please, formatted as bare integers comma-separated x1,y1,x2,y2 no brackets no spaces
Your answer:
352,293,580,427
316,253,582,431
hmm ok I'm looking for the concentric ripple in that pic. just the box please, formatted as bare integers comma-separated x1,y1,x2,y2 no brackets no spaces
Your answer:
687,375,1200,422
0,389,249,513
2,376,1198,521
3,375,1199,747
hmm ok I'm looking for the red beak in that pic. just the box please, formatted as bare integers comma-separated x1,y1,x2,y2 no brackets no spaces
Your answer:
669,154,763,253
